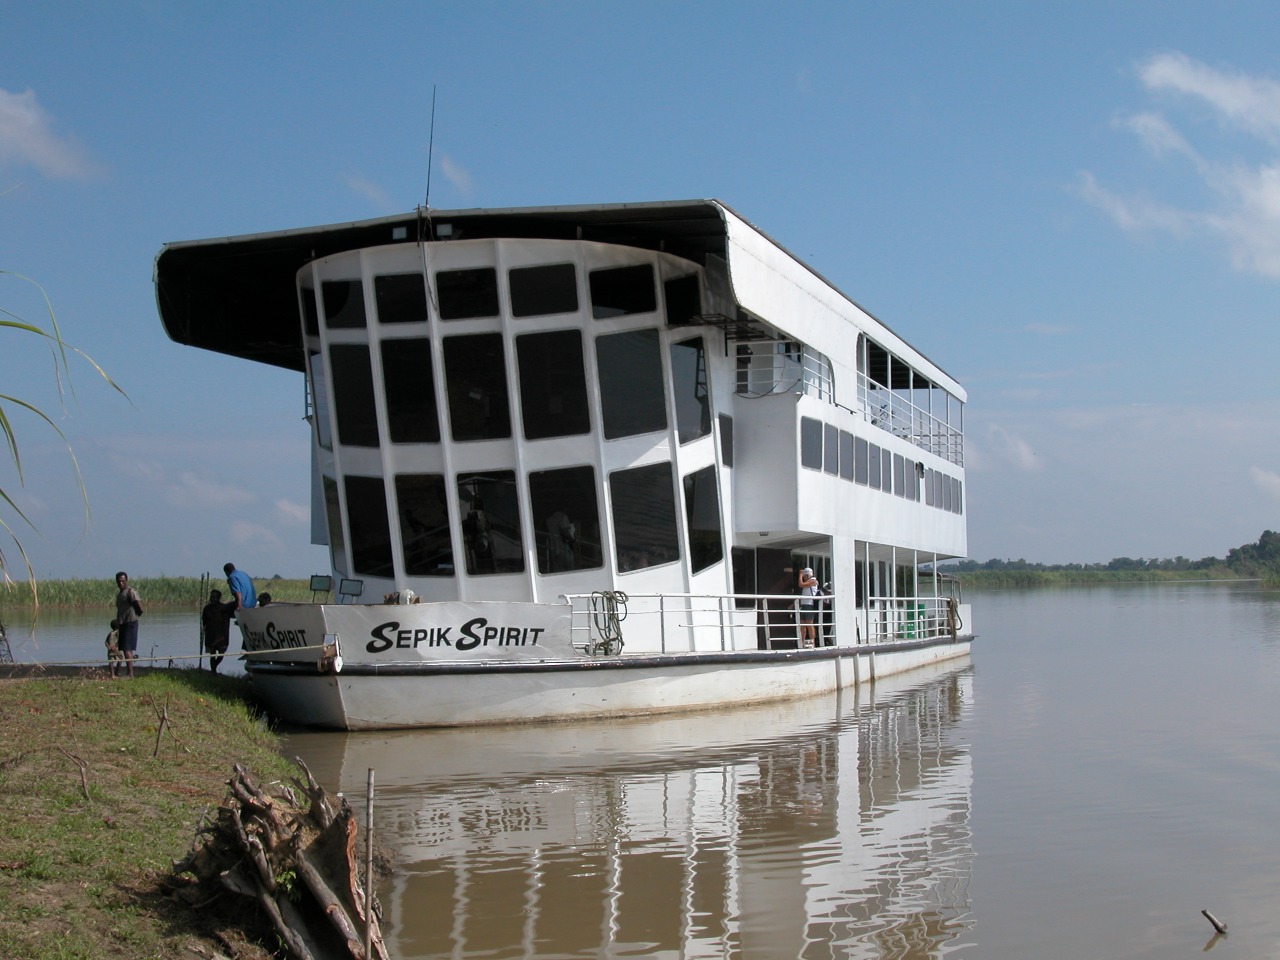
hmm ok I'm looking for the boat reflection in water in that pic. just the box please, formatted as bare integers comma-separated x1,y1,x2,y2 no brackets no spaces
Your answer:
285,658,974,959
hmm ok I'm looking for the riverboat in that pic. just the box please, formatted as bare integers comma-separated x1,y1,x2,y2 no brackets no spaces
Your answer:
155,199,973,729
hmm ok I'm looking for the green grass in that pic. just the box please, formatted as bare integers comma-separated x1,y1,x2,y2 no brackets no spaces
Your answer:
0,576,318,609
0,670,297,959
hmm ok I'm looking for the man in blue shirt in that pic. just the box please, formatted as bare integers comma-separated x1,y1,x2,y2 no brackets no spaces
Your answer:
224,562,257,611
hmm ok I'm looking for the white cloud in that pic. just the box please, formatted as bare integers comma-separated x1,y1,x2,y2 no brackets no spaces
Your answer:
1081,54,1280,279
980,423,1042,473
0,88,96,180
1251,466,1280,500
342,172,395,211
230,519,284,551
274,498,309,524
438,154,473,195
111,455,255,509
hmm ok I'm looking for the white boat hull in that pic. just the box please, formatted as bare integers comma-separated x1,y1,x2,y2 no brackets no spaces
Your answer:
241,603,971,729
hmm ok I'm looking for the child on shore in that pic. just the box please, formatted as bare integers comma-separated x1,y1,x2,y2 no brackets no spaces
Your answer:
105,619,124,676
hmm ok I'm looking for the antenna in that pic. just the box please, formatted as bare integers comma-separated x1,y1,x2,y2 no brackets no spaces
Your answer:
424,85,438,210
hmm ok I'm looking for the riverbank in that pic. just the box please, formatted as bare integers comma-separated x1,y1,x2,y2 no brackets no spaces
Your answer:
0,577,315,609
0,668,297,959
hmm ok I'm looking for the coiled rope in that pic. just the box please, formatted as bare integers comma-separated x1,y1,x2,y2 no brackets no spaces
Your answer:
588,590,628,656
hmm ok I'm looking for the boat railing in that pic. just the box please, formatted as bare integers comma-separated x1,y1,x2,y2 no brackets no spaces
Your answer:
564,591,960,655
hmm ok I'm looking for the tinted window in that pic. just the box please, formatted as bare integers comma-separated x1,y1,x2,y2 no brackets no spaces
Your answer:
516,330,589,440
882,448,893,494
308,350,332,451
510,263,578,317
322,279,366,329
329,344,379,447
683,465,723,574
457,471,524,575
664,273,701,326
719,414,734,468
437,267,499,320
596,329,667,439
344,475,393,577
868,442,881,489
590,263,656,319
800,418,823,470
381,338,439,443
839,431,854,481
301,286,319,336
824,424,839,475
855,436,869,485
375,273,428,324
395,474,454,576
443,334,511,441
893,453,906,498
322,476,346,576
610,462,679,572
671,337,711,444
925,468,935,506
529,466,602,574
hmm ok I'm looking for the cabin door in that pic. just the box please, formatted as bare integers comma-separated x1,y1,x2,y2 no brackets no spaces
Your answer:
755,548,798,649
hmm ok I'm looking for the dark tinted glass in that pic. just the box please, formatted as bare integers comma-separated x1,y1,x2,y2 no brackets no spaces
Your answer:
596,329,667,439
300,286,319,336
510,263,578,317
868,443,882,489
436,267,499,320
671,337,711,444
329,344,379,447
395,474,454,576
683,465,723,574
610,462,679,572
529,466,602,574
855,437,869,485
664,273,701,326
322,279,366,329
381,338,439,443
375,273,428,324
322,476,346,576
719,414,734,468
457,471,524,575
443,334,511,441
839,431,854,481
824,424,839,475
800,418,823,470
516,331,589,439
590,264,656,319
344,475,393,577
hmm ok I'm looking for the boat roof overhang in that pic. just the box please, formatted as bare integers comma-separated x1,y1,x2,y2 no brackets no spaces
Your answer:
154,199,734,373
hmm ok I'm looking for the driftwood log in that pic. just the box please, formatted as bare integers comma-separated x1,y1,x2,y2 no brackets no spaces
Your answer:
174,761,388,960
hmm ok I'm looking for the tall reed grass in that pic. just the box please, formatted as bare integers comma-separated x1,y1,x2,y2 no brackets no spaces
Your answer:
0,576,317,609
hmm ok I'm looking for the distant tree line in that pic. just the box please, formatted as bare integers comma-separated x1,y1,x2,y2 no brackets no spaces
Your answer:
945,530,1280,583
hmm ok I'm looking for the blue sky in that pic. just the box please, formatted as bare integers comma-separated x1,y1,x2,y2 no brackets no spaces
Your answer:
3,2,1279,580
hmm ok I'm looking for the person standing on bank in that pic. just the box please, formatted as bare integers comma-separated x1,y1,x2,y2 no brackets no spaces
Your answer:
114,571,143,678
797,566,820,649
201,589,236,673
224,562,256,611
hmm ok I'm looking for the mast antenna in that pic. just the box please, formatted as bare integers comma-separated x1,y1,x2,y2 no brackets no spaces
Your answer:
424,85,438,210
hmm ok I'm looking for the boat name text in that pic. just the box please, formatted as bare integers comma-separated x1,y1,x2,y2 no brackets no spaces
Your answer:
244,622,309,650
366,618,545,653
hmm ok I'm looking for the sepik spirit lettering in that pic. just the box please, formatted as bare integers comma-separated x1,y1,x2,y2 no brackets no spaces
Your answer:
366,618,545,654
244,622,309,651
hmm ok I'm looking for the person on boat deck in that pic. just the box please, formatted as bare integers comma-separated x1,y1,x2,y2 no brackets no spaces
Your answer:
797,566,820,648
113,571,143,678
201,589,236,672
224,562,257,611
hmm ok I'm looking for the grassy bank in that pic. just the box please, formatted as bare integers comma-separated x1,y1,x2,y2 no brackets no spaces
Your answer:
0,576,316,609
0,669,297,959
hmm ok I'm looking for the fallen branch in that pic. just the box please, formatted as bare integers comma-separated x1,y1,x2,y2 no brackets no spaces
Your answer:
56,746,90,801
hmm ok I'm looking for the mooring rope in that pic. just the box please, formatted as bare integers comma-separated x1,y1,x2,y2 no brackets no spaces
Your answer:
588,590,628,656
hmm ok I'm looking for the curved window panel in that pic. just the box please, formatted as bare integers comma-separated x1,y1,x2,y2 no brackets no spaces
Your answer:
395,474,454,576
329,344,380,447
322,476,347,577
683,465,723,574
344,475,394,578
301,286,319,336
596,329,666,439
381,338,440,443
322,279,366,329
510,263,578,317
437,267,498,320
590,263,656,319
671,337,711,444
517,330,589,440
375,273,429,325
443,334,511,441
610,462,679,572
529,466,602,574
307,351,333,451
457,471,524,575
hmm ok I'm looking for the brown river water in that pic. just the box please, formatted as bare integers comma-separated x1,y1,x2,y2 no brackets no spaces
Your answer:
8,582,1280,958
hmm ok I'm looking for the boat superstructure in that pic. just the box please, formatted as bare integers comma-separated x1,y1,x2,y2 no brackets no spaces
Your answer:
156,199,972,729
